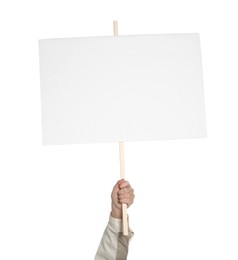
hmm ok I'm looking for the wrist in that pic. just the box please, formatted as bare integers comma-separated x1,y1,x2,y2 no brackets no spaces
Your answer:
111,205,122,219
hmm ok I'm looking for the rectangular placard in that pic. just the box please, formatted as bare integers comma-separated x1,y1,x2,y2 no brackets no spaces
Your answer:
39,34,206,144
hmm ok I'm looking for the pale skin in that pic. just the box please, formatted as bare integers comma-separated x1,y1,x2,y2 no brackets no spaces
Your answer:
111,179,135,219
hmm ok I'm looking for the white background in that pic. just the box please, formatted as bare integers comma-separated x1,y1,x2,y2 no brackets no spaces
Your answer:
0,1,237,259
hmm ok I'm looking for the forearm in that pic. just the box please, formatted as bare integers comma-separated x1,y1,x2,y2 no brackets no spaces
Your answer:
94,215,133,260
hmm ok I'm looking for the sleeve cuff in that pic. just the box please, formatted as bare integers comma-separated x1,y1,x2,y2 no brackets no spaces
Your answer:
108,215,123,233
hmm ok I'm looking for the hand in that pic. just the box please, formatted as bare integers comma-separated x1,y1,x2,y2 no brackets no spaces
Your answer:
111,180,135,219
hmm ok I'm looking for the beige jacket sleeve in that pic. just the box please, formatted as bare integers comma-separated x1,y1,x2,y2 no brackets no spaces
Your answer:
94,215,133,260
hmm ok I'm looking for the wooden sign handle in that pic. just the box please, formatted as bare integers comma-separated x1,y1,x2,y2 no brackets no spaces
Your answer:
119,142,129,236
113,20,129,236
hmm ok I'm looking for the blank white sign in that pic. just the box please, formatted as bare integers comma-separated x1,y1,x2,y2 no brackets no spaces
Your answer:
39,34,206,144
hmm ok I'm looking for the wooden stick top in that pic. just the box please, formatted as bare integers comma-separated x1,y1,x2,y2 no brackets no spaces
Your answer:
113,21,118,36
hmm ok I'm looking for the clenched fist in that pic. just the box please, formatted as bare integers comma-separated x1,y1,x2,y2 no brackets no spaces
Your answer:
111,180,135,219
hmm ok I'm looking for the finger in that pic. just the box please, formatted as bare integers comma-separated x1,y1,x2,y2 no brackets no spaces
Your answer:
118,193,131,199
119,191,135,201
118,187,133,195
118,188,128,195
119,198,131,205
117,188,132,195
112,179,124,193
119,181,131,189
116,179,124,187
